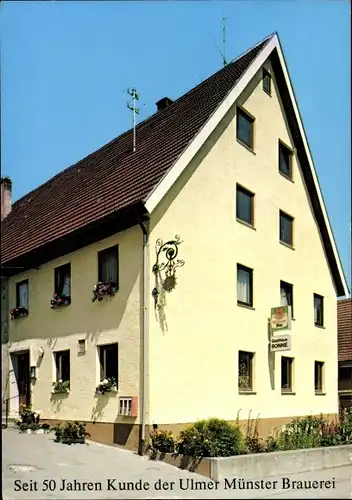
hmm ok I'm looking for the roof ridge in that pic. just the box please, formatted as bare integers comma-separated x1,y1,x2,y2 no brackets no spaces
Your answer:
10,33,274,210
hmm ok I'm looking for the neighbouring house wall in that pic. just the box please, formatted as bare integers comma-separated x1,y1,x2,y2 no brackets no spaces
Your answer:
7,226,143,428
148,58,339,428
1,276,10,420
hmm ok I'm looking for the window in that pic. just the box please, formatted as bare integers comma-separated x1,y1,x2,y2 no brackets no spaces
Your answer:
279,141,293,179
54,263,71,298
98,245,119,288
236,107,254,150
238,351,254,391
280,281,294,318
314,294,324,326
281,356,293,392
99,343,118,384
237,264,253,307
236,185,254,226
279,211,294,246
314,361,324,393
262,68,271,95
16,280,29,310
54,350,70,382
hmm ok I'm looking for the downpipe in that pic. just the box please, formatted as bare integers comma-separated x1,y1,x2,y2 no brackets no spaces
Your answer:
138,221,149,455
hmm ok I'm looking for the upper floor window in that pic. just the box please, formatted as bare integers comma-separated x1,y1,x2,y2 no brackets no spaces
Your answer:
279,210,294,247
16,280,29,310
262,68,271,95
314,293,324,327
237,264,253,307
98,245,119,289
236,107,254,150
279,141,293,179
54,263,71,299
236,184,254,226
280,280,294,318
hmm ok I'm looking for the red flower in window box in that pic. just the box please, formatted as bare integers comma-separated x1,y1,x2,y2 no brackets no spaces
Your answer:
92,281,116,302
50,293,71,308
10,306,28,320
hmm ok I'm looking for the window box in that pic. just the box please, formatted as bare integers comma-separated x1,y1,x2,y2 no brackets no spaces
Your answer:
92,281,116,302
52,380,70,394
10,306,28,320
50,294,71,308
96,377,117,395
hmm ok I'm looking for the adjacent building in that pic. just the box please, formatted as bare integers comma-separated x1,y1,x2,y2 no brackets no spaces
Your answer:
338,298,352,409
1,33,349,451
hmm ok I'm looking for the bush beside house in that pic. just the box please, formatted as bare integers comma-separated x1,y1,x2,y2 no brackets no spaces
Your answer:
149,409,352,459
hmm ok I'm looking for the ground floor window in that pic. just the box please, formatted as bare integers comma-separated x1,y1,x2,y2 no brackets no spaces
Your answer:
281,356,293,393
98,343,118,384
238,351,254,392
54,350,70,382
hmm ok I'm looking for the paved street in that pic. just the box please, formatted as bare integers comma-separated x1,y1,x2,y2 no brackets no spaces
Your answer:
2,427,352,499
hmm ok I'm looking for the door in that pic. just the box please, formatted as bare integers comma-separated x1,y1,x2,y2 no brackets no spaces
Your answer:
18,352,30,414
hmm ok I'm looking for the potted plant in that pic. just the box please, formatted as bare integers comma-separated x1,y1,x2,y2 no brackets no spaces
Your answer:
10,306,28,320
50,293,71,308
96,377,117,394
52,380,70,394
92,281,116,302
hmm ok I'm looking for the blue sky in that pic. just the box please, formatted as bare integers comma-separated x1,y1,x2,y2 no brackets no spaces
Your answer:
1,1,351,289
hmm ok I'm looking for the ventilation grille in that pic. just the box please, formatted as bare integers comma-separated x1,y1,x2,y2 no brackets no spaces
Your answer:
78,339,86,355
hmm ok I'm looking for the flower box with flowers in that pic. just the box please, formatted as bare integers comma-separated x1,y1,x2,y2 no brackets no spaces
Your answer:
10,306,29,320
50,294,71,309
92,281,116,302
96,377,117,395
52,380,70,394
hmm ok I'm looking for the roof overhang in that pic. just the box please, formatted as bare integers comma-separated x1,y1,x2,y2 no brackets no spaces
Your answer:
144,33,349,298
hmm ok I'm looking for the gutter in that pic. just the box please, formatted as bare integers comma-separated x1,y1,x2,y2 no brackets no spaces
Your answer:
138,220,149,455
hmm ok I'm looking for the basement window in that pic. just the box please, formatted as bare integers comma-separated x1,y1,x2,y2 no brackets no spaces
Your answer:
99,343,118,386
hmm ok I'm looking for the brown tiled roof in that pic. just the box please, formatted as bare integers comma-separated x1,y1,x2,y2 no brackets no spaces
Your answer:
0,37,270,265
338,298,352,361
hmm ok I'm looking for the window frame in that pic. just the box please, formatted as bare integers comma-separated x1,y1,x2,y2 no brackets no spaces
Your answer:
54,263,71,298
278,140,293,179
98,245,119,289
314,361,324,393
262,68,271,95
238,350,254,392
16,279,29,310
280,280,294,319
54,350,70,382
237,264,253,308
281,356,294,393
236,106,255,151
99,343,119,386
314,293,324,327
236,184,254,226
279,210,294,247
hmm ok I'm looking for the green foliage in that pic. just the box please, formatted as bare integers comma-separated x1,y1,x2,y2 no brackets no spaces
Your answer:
52,380,70,393
245,412,266,454
150,429,175,453
96,377,116,394
175,418,245,458
54,421,90,445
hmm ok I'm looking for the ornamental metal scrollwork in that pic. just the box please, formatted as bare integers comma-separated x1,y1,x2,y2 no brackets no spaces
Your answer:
152,235,185,309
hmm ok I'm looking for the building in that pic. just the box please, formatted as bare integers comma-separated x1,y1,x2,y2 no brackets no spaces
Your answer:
1,33,349,451
338,298,352,409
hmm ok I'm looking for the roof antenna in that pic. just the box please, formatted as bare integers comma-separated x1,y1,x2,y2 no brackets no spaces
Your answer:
127,88,140,152
222,16,228,67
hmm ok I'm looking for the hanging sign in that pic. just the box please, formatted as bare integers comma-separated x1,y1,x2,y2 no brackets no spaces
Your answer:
270,305,292,331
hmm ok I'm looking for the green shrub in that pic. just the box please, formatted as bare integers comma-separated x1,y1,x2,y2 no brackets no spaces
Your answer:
176,418,245,458
54,421,90,445
150,429,175,453
245,413,266,454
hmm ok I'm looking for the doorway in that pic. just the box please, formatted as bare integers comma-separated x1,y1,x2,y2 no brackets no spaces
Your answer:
17,351,31,414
